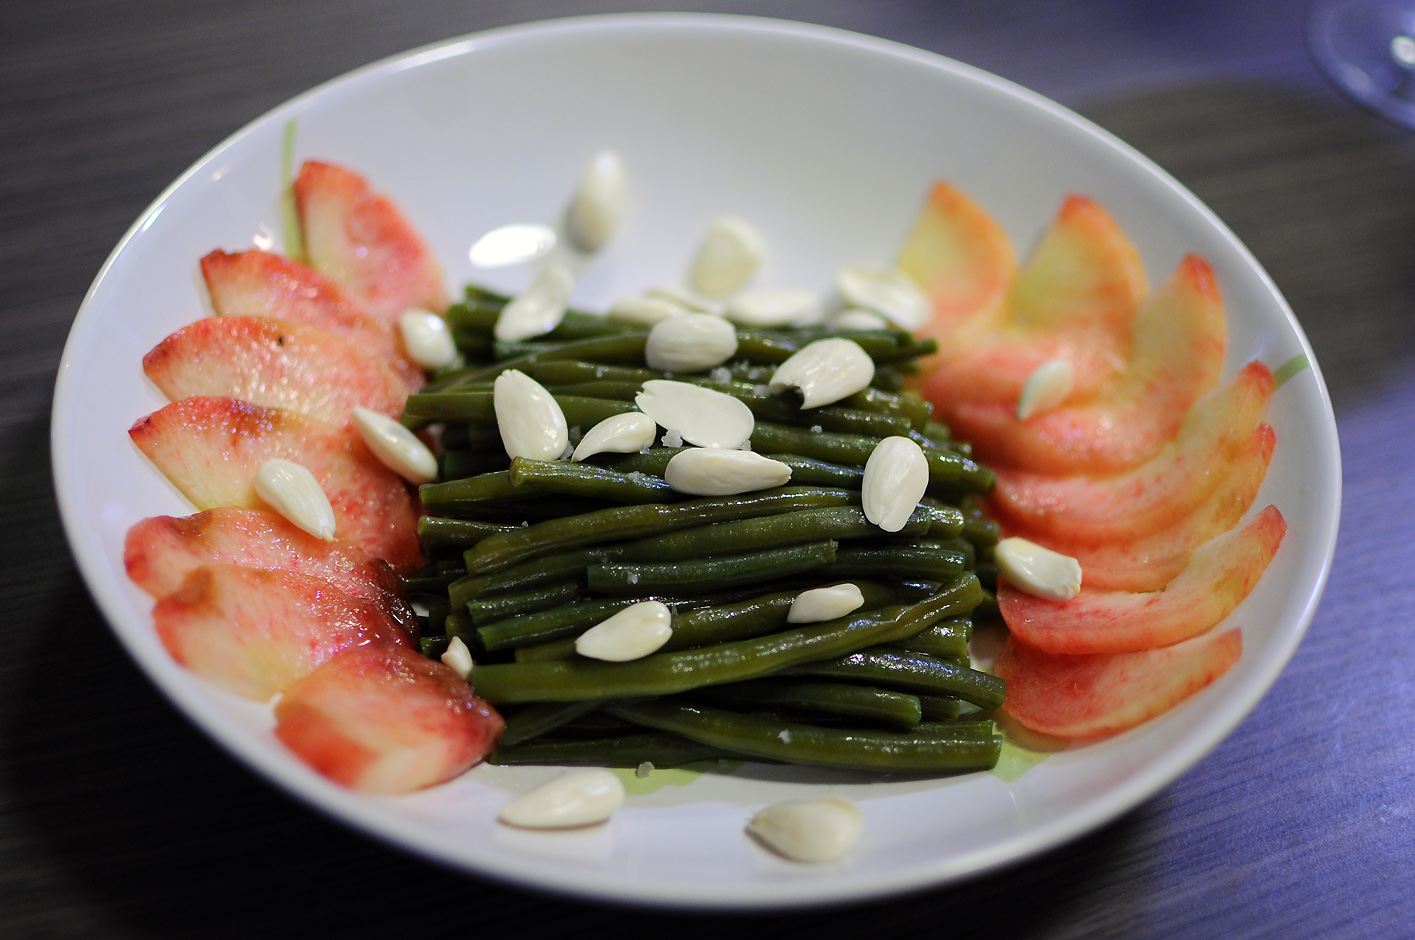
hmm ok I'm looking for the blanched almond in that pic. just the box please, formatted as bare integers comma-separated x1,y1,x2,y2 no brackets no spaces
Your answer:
253,458,337,541
494,263,574,341
646,284,724,316
644,313,738,373
835,266,931,330
566,149,626,252
494,369,569,461
440,635,474,678
664,447,791,495
862,436,929,532
689,216,765,297
725,288,819,328
747,797,863,863
769,338,874,409
1016,357,1075,421
635,380,754,449
607,294,687,326
833,308,890,331
572,412,658,461
575,600,672,661
787,583,865,623
498,769,626,829
351,406,438,484
995,536,1083,601
397,308,458,369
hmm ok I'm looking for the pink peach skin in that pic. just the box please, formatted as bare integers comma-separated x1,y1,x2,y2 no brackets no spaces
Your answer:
918,195,1149,412
294,160,448,324
128,396,421,571
989,360,1274,546
275,644,504,794
143,316,414,426
1000,505,1285,655
201,248,424,391
124,508,415,633
996,628,1243,739
1039,423,1276,592
949,254,1228,475
152,564,414,701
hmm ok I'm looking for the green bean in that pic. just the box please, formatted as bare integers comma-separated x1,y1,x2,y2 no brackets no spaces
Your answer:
422,332,652,393
507,458,679,504
417,516,517,548
602,447,864,490
439,422,503,450
440,448,511,480
498,701,605,748
489,732,740,768
815,541,970,583
477,596,650,651
462,485,858,576
697,679,922,729
782,648,1006,710
917,695,962,721
604,701,1000,773
444,609,477,645
466,581,583,627
403,389,635,428
419,635,451,658
885,617,971,660
747,423,993,491
419,471,525,510
588,540,838,595
467,579,978,703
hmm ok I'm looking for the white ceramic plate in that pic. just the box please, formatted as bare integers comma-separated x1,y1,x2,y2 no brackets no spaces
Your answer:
52,14,1340,909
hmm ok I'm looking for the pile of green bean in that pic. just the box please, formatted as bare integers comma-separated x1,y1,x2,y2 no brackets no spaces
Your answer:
404,285,1006,775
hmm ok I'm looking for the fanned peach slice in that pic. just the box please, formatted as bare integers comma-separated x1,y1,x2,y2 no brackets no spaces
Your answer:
1000,505,1285,655
200,248,424,390
896,181,1017,351
918,195,1148,411
995,629,1242,738
124,508,414,629
143,316,411,424
152,565,414,701
128,396,421,571
294,160,448,324
1046,424,1275,592
274,644,504,794
948,255,1227,475
989,361,1274,545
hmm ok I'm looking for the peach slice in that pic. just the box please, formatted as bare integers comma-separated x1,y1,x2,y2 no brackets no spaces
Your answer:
1044,424,1275,593
896,181,1017,352
988,361,1274,546
124,508,414,629
200,248,424,390
995,628,1242,738
128,396,421,571
918,195,1149,412
152,565,414,701
294,160,448,324
999,505,1285,655
275,644,504,794
947,255,1227,475
143,316,412,425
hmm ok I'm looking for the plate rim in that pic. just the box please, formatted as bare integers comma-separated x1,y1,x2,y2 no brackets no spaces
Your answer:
50,11,1343,909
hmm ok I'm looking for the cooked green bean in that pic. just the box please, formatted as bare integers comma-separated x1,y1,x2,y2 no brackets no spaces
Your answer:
885,617,971,660
440,448,512,480
424,332,651,393
404,389,636,428
782,648,1006,710
697,679,922,729
462,486,858,576
588,540,838,595
508,458,680,504
417,516,517,548
466,581,583,627
489,732,740,767
467,584,973,703
603,701,1000,773
498,701,605,748
917,695,962,721
747,424,993,492
816,541,970,583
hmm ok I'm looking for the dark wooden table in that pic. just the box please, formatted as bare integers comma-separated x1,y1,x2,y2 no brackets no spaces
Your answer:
5,1,1413,936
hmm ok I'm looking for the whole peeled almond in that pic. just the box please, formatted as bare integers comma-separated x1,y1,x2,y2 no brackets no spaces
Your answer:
566,149,627,252
572,412,658,461
607,294,687,326
644,313,738,373
832,307,891,331
747,797,863,863
725,288,819,328
351,407,439,484
995,536,1083,601
635,380,754,449
769,337,875,409
835,266,931,330
664,447,792,496
862,436,929,532
494,369,569,461
1016,358,1075,421
397,308,458,369
498,769,626,829
787,583,865,623
253,458,336,541
575,600,673,661
689,216,766,297
494,263,574,342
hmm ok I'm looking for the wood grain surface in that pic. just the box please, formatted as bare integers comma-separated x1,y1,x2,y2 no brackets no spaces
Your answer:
4,1,1413,937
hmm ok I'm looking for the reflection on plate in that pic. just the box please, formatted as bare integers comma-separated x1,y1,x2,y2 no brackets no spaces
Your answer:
51,14,1340,909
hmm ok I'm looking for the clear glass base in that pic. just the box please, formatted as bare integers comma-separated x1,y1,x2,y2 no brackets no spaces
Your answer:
1310,0,1415,126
